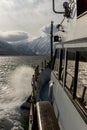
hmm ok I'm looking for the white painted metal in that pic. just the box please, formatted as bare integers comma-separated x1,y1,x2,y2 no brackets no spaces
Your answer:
51,73,87,130
51,0,87,129
56,37,87,48
56,0,87,43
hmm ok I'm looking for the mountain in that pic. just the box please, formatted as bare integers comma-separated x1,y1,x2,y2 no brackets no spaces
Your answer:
0,35,54,55
29,36,51,55
0,40,35,55
0,41,16,55
13,35,52,55
13,42,35,55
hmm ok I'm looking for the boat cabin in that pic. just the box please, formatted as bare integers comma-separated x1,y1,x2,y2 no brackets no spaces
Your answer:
51,0,87,129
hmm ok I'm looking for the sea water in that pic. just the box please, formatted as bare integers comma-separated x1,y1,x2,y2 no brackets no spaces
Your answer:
0,56,49,130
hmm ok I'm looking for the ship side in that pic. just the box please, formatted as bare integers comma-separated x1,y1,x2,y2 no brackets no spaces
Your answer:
51,0,87,130
29,0,87,130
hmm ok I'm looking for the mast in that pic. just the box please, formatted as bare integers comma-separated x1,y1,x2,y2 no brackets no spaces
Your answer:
50,21,53,62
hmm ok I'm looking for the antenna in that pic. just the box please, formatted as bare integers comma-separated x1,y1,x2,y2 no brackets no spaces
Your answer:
50,21,53,62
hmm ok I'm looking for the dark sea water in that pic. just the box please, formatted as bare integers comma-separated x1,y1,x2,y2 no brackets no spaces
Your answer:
0,56,49,130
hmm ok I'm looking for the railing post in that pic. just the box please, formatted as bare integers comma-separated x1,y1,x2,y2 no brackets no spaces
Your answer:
63,48,68,88
44,59,46,68
73,51,79,99
58,49,63,80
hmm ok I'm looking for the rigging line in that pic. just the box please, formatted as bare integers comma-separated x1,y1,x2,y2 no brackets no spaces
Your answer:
60,16,65,25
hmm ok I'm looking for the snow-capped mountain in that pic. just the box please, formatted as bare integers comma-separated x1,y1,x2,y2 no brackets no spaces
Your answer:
29,36,51,55
0,35,54,55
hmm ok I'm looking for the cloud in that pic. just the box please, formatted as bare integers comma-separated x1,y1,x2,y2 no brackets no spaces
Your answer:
41,24,58,35
0,31,29,43
0,0,64,38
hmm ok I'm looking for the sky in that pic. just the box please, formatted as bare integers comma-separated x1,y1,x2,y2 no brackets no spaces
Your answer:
0,0,64,42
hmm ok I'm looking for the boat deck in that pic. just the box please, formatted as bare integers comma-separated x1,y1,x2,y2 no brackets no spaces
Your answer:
37,68,51,101
39,82,49,101
36,101,60,130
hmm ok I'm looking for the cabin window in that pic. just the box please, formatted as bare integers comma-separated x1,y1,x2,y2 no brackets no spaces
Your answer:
58,48,87,121
76,52,87,110
53,49,59,77
59,49,65,82
65,51,75,93
77,0,87,16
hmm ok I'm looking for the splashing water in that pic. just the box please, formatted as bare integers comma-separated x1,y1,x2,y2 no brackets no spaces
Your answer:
0,65,34,130
9,66,34,104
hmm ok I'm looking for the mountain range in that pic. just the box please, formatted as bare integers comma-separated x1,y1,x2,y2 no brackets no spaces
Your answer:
0,36,52,55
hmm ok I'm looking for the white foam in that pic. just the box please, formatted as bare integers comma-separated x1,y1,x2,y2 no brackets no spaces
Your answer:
11,122,24,130
0,65,34,118
9,65,34,101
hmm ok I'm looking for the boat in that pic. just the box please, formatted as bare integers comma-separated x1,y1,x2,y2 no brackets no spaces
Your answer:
29,0,87,130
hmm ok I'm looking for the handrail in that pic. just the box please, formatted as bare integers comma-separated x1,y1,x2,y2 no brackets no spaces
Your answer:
29,103,34,130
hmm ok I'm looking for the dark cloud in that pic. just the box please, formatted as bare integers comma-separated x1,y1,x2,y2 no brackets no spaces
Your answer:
0,31,29,42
